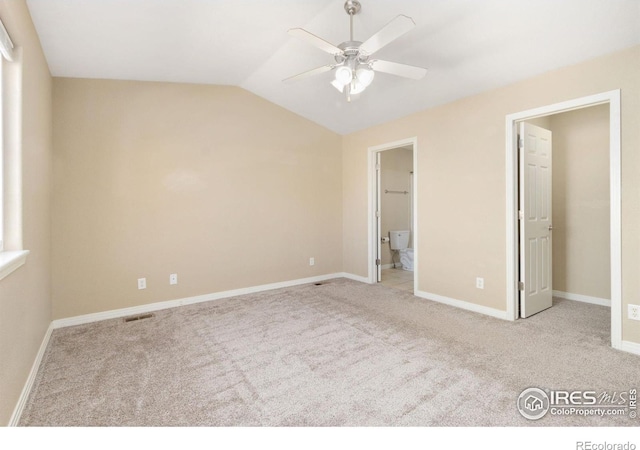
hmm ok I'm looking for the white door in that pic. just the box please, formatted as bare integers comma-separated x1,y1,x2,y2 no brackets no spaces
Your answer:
519,122,553,318
376,152,382,282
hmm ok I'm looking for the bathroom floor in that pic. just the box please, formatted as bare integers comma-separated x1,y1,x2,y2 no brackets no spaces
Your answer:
380,268,414,293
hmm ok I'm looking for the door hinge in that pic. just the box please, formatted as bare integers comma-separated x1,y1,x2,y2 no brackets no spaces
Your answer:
375,210,381,218
375,163,381,171
518,136,524,150
376,259,381,266
518,281,524,291
518,210,524,220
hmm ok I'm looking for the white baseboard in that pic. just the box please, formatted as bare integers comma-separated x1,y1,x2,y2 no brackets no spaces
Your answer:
553,290,611,307
619,340,640,357
8,323,53,427
414,290,509,320
52,273,362,329
340,272,370,284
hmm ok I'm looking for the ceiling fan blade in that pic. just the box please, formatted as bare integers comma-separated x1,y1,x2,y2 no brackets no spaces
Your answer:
288,28,344,56
370,59,427,80
283,64,336,84
359,15,415,56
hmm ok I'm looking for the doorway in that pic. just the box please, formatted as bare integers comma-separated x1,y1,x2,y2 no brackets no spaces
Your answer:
506,90,622,350
368,138,418,294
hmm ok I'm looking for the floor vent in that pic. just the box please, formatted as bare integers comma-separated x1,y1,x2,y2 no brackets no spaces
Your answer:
124,313,154,323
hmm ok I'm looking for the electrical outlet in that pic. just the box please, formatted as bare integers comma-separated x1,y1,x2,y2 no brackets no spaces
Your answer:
137,278,146,290
309,257,315,266
170,273,178,285
476,277,484,289
629,304,640,321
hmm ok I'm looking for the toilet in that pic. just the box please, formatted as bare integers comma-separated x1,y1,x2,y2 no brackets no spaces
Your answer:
399,248,414,271
389,230,414,272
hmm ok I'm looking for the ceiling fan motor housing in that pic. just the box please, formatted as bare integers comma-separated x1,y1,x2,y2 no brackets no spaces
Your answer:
344,1,361,16
336,41,368,62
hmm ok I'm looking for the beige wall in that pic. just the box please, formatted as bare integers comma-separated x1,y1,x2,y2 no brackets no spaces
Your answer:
0,0,52,425
52,79,342,319
380,148,413,265
526,115,552,129
1,4,638,423
549,105,610,300
342,45,640,343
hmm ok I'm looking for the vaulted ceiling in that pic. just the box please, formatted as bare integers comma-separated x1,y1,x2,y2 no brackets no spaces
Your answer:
26,0,640,134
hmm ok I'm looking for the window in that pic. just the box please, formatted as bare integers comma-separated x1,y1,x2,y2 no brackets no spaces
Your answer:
0,17,28,281
0,53,3,252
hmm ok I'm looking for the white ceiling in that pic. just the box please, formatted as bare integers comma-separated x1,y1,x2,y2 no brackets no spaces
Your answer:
26,0,640,135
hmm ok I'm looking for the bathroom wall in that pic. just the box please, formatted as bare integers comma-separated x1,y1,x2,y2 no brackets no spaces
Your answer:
380,147,413,266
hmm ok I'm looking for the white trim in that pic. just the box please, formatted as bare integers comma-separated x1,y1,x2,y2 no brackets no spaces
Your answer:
0,249,28,281
8,323,53,426
505,90,622,351
0,19,15,62
553,290,611,307
2,47,24,252
412,142,418,294
340,272,370,284
414,289,509,321
53,273,349,329
609,91,622,350
0,54,4,252
620,341,640,357
368,137,418,290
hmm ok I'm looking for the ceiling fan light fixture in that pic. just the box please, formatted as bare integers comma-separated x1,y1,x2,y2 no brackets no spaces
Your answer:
356,66,375,87
284,1,427,102
331,79,345,92
350,79,366,95
335,65,353,85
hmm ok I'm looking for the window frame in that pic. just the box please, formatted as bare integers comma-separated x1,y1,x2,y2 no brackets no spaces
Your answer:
0,18,28,281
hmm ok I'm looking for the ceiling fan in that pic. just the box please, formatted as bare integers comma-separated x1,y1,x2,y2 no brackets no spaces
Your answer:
284,0,427,102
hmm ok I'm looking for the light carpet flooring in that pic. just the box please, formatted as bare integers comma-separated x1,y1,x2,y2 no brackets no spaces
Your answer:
20,278,639,426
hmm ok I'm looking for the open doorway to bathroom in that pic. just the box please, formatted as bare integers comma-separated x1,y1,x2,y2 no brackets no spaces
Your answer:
368,138,417,294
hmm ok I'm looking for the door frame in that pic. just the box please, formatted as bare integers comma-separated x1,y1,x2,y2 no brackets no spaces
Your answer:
505,90,621,350
368,137,418,292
